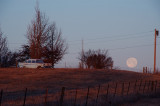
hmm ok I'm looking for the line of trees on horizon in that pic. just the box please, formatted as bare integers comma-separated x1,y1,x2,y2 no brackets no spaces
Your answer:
0,4,113,69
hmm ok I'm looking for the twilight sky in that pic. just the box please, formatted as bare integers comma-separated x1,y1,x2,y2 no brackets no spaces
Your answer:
0,0,160,72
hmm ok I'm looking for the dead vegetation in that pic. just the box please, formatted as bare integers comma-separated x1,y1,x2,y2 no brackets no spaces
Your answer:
0,68,160,105
0,68,156,91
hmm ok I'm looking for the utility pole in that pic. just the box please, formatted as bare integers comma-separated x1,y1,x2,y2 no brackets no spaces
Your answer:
154,29,159,73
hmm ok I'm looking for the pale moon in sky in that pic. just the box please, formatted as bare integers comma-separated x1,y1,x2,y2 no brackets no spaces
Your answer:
126,57,138,68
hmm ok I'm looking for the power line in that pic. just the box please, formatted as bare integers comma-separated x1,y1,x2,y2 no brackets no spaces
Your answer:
69,34,153,46
85,30,153,41
68,30,154,43
8,30,154,45
67,43,160,55
108,44,156,51
8,30,157,52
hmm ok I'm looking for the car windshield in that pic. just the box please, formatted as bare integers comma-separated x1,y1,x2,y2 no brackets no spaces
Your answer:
36,59,44,63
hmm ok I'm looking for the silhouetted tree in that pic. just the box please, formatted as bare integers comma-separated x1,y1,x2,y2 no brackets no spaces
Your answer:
42,25,67,67
0,28,30,67
0,28,8,67
2,45,30,67
1,51,19,67
6,51,18,67
26,4,67,67
17,45,30,62
79,49,113,69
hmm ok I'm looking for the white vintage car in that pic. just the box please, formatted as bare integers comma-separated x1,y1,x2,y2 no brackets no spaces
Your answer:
18,59,45,68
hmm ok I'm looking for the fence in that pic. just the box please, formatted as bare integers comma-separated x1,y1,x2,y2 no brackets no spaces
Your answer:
0,79,160,106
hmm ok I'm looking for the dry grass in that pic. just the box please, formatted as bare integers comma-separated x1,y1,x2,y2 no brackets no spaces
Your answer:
0,68,160,105
0,68,157,91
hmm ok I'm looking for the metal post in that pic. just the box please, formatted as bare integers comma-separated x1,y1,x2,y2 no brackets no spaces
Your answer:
155,80,157,93
121,83,124,96
74,89,77,106
134,80,137,92
113,83,117,98
143,81,146,93
106,84,109,99
148,80,151,91
95,85,100,105
45,88,48,105
151,81,154,91
60,87,65,106
85,87,90,106
23,88,27,106
139,79,142,91
0,90,3,106
127,82,130,95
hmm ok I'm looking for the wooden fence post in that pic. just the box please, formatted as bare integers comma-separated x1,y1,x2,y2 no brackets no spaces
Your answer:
113,83,117,98
74,89,77,106
121,83,124,96
127,82,130,95
45,88,48,105
0,90,3,106
85,87,90,106
95,85,100,105
23,88,27,106
60,87,65,106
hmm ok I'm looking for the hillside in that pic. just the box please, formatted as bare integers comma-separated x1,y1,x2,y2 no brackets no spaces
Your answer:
0,68,158,92
1,68,160,105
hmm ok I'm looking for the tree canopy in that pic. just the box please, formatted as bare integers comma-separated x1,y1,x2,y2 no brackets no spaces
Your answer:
26,5,67,67
79,49,113,69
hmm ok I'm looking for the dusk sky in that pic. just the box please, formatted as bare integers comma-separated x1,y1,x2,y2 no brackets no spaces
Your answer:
0,0,160,71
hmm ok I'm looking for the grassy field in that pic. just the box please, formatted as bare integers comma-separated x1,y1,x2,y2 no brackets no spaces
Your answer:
0,68,158,91
0,68,160,105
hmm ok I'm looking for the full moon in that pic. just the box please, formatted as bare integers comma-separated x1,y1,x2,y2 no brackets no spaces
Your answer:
126,57,137,68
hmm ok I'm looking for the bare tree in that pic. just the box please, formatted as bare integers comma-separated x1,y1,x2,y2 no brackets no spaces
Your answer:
43,23,67,67
0,28,8,67
79,49,113,69
26,5,49,59
26,4,67,67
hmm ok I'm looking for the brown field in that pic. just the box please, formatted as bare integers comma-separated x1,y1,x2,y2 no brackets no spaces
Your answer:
0,68,159,91
0,68,160,105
